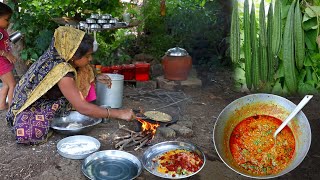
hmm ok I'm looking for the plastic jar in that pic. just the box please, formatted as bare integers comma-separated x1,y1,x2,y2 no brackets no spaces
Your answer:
101,66,112,73
110,65,123,74
122,64,135,80
135,62,150,81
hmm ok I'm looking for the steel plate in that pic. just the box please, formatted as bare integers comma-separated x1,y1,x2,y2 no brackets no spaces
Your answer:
141,141,206,179
57,135,100,160
82,150,142,180
51,111,102,135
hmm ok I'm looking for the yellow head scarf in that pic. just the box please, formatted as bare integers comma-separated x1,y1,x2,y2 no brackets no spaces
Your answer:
54,26,95,98
54,26,85,62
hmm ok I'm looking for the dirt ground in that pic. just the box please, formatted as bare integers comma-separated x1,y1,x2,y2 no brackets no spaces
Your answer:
1,67,320,180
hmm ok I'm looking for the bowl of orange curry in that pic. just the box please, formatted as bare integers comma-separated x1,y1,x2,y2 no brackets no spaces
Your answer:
213,93,311,179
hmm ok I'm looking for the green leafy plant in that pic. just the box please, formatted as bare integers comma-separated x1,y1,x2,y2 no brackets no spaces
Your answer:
93,29,137,65
8,0,124,62
138,0,225,64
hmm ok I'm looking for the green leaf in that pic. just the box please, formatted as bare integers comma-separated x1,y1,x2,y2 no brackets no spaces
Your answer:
272,79,284,95
31,53,39,61
305,30,318,50
310,53,320,64
303,12,313,22
305,6,320,18
20,50,28,60
298,82,318,94
302,18,318,30
304,56,314,66
274,63,284,79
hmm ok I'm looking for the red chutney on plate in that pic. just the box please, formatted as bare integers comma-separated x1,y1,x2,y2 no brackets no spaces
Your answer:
229,115,295,176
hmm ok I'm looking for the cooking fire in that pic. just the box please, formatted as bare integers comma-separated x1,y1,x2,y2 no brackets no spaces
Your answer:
114,118,160,151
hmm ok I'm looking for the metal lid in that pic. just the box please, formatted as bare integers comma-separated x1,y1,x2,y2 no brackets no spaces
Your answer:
166,47,189,56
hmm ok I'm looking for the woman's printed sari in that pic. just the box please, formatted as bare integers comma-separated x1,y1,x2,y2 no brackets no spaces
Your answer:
6,27,94,145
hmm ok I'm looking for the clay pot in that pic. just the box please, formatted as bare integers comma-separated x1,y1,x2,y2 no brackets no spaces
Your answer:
162,47,192,81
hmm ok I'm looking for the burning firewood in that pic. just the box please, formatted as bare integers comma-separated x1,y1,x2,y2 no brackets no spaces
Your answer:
114,118,159,151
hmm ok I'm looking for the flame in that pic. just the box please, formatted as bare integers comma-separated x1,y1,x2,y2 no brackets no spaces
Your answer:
136,118,160,136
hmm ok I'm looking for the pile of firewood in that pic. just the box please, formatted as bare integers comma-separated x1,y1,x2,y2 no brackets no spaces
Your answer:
114,127,153,151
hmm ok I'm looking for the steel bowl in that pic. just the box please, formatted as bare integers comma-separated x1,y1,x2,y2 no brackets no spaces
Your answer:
109,18,118,24
79,21,89,29
100,14,112,20
141,141,206,179
82,150,142,180
57,135,100,160
90,23,101,30
97,19,108,24
86,18,96,24
50,111,102,135
90,14,100,19
102,23,112,29
213,93,311,179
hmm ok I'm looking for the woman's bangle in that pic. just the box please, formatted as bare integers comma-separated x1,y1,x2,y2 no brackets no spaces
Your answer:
106,108,110,119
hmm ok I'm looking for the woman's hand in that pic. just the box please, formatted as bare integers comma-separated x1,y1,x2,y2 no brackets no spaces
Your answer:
5,52,17,64
96,74,112,88
117,109,135,121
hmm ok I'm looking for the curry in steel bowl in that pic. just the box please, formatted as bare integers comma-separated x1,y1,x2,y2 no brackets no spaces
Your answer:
229,114,295,175
213,93,311,179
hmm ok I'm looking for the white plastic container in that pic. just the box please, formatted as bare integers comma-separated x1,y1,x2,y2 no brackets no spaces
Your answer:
96,73,124,108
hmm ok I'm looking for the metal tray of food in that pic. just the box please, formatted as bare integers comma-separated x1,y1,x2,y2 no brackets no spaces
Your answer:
51,111,102,135
57,135,100,160
82,150,142,180
141,141,206,179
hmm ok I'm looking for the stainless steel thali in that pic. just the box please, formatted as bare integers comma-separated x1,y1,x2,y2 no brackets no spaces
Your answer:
141,141,206,179
82,150,142,180
57,135,100,160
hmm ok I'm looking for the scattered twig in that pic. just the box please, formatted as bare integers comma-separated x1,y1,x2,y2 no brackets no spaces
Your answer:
153,97,190,111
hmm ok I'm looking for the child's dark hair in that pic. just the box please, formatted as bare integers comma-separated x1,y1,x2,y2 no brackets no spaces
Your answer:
0,2,13,17
73,33,94,59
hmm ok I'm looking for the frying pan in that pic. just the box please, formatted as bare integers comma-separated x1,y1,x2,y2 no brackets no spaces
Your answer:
133,109,176,127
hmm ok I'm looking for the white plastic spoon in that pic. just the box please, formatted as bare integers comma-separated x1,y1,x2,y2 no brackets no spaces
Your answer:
273,95,313,139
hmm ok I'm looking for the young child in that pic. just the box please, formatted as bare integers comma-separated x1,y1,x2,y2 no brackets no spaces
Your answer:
0,2,16,110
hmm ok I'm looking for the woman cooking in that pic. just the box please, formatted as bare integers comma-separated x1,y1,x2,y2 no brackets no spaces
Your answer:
6,26,134,145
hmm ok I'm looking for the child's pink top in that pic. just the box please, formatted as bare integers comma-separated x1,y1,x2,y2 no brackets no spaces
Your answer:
0,28,13,76
85,82,97,102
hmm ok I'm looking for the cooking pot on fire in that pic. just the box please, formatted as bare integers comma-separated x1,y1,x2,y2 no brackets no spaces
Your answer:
213,93,311,179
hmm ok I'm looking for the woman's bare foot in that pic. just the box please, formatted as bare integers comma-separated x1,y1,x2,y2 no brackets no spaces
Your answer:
0,104,8,110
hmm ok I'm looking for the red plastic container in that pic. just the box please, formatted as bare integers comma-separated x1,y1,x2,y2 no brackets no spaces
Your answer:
101,66,112,73
135,62,150,81
122,64,135,80
110,65,123,74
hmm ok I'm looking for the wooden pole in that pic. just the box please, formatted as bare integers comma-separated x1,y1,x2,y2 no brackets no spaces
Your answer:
160,0,166,16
